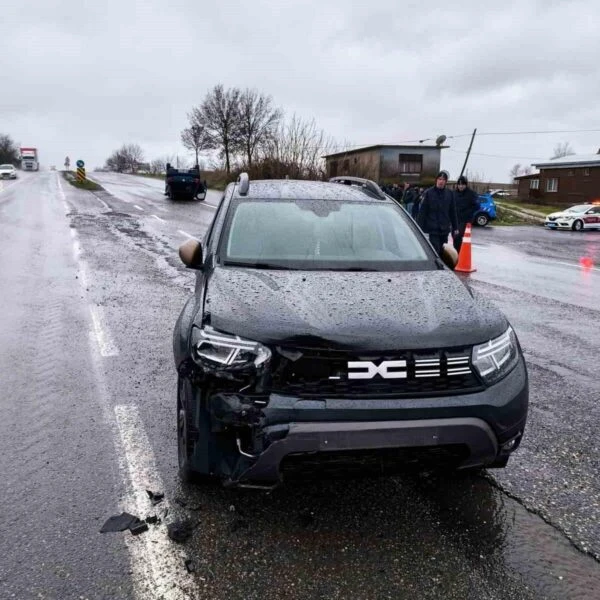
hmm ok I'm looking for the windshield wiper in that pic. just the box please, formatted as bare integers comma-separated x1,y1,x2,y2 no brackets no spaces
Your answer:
223,260,298,270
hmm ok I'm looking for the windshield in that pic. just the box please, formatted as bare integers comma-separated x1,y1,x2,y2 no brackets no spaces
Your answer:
566,205,591,213
0,164,14,169
220,199,432,271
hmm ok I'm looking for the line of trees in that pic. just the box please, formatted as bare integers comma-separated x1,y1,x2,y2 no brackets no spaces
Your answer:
104,143,145,173
103,84,337,180
0,134,20,165
181,84,336,179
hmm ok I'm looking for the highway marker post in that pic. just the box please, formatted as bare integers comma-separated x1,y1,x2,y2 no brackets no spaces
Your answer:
76,159,86,182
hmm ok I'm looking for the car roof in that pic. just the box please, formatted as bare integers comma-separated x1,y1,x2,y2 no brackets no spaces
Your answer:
228,179,395,203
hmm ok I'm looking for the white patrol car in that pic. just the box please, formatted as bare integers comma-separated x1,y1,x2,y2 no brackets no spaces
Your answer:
0,164,18,179
545,204,600,231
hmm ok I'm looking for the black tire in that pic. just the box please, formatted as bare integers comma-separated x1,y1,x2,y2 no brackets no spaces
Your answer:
177,376,217,484
572,219,584,232
475,212,489,227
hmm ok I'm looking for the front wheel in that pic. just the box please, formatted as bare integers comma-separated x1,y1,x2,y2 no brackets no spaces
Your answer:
572,219,584,232
177,376,217,484
475,213,489,227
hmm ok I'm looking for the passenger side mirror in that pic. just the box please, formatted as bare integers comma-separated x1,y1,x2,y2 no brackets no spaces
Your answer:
179,239,204,269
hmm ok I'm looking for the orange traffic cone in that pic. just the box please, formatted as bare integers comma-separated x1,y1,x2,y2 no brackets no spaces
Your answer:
455,223,476,273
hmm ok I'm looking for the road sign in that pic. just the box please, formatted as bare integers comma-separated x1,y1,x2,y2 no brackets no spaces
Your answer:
76,166,86,182
64,156,70,169
76,159,85,168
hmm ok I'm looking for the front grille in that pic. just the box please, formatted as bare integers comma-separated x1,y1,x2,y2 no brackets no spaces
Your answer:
270,347,482,399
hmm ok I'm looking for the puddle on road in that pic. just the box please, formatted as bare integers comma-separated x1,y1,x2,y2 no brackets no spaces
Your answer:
171,471,600,599
411,472,600,599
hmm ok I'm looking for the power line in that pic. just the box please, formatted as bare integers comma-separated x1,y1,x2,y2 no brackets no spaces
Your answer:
447,148,545,160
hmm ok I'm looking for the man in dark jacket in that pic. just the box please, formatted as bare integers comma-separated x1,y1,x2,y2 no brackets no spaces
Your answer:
453,175,480,253
417,171,459,256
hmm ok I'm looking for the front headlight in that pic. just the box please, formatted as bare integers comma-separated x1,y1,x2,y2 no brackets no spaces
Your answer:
472,327,520,385
191,326,271,370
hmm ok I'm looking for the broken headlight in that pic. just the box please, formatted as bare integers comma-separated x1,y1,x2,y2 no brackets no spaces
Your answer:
472,326,520,385
191,326,271,370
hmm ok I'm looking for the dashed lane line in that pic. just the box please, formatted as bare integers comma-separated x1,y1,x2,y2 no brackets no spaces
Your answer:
89,305,120,357
151,214,166,222
134,204,144,211
114,405,196,600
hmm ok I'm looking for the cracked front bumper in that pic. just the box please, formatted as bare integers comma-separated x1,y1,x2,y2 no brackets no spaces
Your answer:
209,357,528,487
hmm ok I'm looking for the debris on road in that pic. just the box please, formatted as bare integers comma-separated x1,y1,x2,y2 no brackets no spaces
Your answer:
100,511,149,535
130,521,149,536
146,490,165,505
184,559,196,573
145,515,159,524
167,519,197,543
175,497,187,508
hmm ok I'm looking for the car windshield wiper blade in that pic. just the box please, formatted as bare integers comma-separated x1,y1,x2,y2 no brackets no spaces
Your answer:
223,260,298,270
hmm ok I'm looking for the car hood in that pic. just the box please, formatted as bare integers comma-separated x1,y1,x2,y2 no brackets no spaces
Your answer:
201,267,508,351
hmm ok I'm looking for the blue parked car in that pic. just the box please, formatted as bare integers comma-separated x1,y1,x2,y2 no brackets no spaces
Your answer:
473,193,497,227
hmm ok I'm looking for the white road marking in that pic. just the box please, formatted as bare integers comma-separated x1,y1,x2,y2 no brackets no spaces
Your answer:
151,214,165,222
60,171,198,598
134,204,144,211
552,260,600,273
472,244,489,250
178,229,200,240
114,405,195,600
203,203,217,211
89,305,120,357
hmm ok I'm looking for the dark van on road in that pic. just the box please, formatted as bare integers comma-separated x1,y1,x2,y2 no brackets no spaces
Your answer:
173,175,528,488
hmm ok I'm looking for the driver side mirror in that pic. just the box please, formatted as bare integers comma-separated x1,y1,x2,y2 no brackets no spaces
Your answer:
179,239,204,269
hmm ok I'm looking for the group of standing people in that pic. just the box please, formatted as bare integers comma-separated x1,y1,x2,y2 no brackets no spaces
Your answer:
390,172,480,256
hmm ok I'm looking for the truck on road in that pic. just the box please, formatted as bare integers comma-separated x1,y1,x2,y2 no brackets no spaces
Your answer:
20,147,39,171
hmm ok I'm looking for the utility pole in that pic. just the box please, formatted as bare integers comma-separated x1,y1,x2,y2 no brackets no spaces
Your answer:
459,128,477,180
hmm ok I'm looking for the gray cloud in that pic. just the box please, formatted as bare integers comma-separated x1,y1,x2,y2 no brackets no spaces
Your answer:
2,0,599,179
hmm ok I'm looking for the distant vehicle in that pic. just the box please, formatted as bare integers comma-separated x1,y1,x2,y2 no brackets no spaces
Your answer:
164,163,206,201
0,164,18,179
50,165,56,171
544,204,600,231
473,193,497,227
488,189,512,198
20,147,39,171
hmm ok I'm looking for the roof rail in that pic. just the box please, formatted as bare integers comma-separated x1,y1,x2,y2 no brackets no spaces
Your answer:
329,176,387,200
237,172,250,196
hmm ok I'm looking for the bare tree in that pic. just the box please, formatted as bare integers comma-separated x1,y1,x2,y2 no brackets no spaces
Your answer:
0,134,20,165
181,124,211,167
551,142,575,159
122,143,145,173
521,165,532,175
105,143,145,173
509,164,522,180
189,85,241,174
260,114,337,179
237,89,282,167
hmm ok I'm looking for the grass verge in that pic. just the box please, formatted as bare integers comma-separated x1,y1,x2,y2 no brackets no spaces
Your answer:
492,206,540,226
496,200,561,216
62,170,104,191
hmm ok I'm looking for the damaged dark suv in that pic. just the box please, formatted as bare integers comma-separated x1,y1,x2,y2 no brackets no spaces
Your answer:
173,174,528,488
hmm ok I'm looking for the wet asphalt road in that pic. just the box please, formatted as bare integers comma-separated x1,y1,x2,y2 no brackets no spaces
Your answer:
1,171,600,599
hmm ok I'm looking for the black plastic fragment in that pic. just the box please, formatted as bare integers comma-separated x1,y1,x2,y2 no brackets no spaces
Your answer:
174,497,187,508
130,521,149,535
146,515,159,525
185,559,196,573
100,512,139,533
167,520,196,543
146,490,165,505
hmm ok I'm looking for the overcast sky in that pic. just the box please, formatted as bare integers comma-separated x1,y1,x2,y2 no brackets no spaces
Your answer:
3,0,599,181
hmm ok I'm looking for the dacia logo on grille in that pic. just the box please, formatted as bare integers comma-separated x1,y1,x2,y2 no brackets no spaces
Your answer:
347,360,407,380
